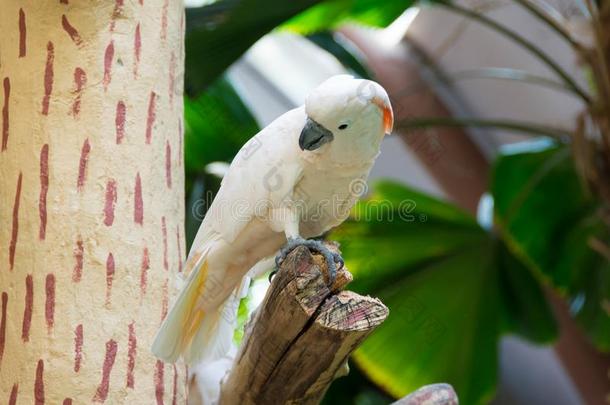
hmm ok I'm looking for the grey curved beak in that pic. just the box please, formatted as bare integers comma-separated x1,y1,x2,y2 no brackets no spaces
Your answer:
299,118,334,151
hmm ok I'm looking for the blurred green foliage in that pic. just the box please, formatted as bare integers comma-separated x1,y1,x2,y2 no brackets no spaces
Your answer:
329,181,556,404
185,0,415,94
492,143,609,350
185,0,323,94
183,1,609,404
184,77,259,181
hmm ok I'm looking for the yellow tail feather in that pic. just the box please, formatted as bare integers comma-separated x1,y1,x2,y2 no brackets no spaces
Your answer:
151,258,209,363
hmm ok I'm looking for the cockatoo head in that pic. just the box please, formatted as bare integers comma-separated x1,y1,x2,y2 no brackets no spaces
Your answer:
300,75,393,163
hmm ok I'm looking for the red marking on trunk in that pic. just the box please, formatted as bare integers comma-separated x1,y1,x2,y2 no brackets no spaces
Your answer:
104,180,117,226
103,41,114,91
180,12,185,61
39,144,49,240
45,274,55,331
165,141,172,188
9,384,18,405
140,247,150,298
161,279,168,322
35,359,44,405
178,120,183,166
10,172,22,270
74,324,83,372
41,41,54,115
77,138,91,191
2,77,9,151
154,360,164,405
169,52,176,106
93,339,118,403
162,216,168,271
172,365,178,405
63,399,73,405
0,292,7,365
115,101,126,144
110,0,124,32
60,0,68,4
161,0,169,40
72,68,87,117
61,15,82,46
105,253,115,306
18,9,26,57
126,322,137,388
134,173,143,224
176,225,183,272
72,237,84,282
145,91,156,144
22,274,33,342
133,23,141,78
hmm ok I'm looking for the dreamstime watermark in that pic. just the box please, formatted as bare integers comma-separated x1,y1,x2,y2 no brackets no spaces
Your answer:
191,177,428,223
191,193,427,224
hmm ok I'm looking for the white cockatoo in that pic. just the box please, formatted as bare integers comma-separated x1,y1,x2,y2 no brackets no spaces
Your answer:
152,75,393,365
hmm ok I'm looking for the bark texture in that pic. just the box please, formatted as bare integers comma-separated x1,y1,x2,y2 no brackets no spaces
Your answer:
0,1,186,403
219,246,389,405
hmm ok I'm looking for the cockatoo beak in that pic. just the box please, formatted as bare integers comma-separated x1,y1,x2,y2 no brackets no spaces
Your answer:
371,96,394,135
299,118,334,151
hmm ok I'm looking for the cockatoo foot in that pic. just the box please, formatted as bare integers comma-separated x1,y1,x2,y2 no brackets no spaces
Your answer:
273,237,343,282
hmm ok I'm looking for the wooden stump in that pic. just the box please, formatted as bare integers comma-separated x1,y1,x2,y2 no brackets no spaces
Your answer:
219,245,389,405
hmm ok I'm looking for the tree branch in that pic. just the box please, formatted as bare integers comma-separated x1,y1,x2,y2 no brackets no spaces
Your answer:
219,245,388,404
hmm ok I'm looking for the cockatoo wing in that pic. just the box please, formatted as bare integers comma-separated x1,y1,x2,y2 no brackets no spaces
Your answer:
188,107,306,257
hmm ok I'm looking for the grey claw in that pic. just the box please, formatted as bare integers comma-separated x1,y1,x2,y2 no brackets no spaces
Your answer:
274,237,342,282
275,236,306,270
319,248,337,282
334,253,344,270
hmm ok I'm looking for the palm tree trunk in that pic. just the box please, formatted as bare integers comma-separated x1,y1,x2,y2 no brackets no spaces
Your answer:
0,1,186,403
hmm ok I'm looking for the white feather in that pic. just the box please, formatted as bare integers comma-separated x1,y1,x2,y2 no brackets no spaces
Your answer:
183,276,251,364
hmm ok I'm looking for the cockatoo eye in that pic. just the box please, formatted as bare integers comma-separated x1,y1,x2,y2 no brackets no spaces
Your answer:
338,124,348,130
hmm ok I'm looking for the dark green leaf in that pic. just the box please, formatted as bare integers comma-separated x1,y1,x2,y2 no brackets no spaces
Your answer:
492,142,610,350
496,240,557,343
185,0,323,94
185,0,416,94
307,32,374,79
492,143,594,287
